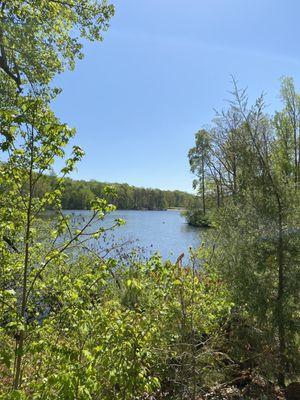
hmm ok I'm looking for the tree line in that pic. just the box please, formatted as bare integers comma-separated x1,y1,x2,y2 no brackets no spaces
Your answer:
35,176,194,210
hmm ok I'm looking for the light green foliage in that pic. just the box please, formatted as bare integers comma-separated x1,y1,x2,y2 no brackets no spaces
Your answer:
0,248,231,399
0,2,114,390
0,0,114,90
0,24,229,396
3,0,299,397
0,93,124,394
0,1,229,398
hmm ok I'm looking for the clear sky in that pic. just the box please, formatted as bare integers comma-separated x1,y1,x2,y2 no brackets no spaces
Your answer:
52,0,300,192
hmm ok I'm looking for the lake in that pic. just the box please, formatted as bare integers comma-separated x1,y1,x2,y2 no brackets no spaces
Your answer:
63,210,202,263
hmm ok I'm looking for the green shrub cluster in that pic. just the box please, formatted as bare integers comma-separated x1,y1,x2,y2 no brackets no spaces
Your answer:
0,249,232,399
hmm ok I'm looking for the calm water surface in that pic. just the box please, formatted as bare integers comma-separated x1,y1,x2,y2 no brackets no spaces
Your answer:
63,210,201,262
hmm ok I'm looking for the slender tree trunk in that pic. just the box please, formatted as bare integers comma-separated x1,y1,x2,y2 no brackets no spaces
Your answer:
13,198,31,390
286,103,298,184
298,124,300,187
232,154,238,200
293,117,298,184
202,155,206,214
191,256,197,400
13,128,34,390
216,183,220,208
276,205,286,388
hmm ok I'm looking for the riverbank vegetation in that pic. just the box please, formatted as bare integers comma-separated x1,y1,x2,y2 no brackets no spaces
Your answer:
0,1,299,399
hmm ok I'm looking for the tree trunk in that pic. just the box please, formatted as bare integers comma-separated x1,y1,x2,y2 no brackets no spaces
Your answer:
13,195,32,390
276,207,286,388
13,128,34,390
202,155,206,214
216,183,220,208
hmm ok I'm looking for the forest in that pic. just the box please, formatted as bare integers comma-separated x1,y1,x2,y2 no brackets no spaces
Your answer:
0,1,299,400
36,176,194,210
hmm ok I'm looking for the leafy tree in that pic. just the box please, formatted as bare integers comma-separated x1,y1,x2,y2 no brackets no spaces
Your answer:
0,1,115,394
0,0,114,92
188,129,211,214
206,80,300,386
279,76,300,184
0,96,125,393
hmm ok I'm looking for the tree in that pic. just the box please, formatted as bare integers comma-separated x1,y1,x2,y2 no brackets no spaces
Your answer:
0,0,114,92
279,77,300,184
188,130,211,214
0,96,126,393
209,80,300,386
0,1,115,393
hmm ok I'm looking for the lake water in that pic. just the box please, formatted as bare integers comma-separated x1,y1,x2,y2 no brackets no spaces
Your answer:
63,210,202,263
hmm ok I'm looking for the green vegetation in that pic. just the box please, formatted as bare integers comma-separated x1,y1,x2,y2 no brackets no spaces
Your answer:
0,1,299,399
36,176,194,210
185,130,213,227
183,208,212,228
188,77,300,389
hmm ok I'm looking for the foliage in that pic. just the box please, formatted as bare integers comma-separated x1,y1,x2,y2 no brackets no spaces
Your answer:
0,3,230,399
0,0,114,92
0,244,232,399
1,0,300,397
189,78,300,386
188,130,211,214
34,176,195,211
183,207,212,228
0,94,126,392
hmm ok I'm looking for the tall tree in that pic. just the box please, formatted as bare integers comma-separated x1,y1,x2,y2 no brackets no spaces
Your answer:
188,129,210,214
279,76,300,184
0,0,114,392
210,81,300,387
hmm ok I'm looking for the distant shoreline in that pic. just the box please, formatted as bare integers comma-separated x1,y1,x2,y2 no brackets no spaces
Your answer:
166,208,186,211
59,208,187,212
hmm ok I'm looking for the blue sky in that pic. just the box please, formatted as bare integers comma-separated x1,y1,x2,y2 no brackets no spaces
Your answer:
52,0,300,192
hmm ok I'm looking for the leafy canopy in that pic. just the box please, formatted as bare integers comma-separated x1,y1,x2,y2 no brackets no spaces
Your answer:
0,0,114,89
